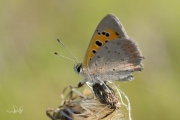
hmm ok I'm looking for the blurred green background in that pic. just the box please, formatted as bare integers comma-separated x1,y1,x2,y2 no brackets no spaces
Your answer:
0,0,180,120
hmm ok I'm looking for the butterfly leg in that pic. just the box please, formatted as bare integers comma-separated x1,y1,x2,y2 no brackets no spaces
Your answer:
86,81,94,93
46,108,59,120
78,79,95,94
78,78,88,88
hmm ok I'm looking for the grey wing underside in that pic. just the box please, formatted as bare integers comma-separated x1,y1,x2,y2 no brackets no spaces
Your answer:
88,38,144,81
92,13,129,39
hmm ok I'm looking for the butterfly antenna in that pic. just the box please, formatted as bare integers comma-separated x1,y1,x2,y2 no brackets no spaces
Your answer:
57,39,79,63
54,52,76,63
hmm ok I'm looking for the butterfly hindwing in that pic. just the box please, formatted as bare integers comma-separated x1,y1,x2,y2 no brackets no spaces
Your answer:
88,38,144,81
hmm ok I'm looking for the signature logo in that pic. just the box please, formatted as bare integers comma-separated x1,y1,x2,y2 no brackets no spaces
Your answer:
6,105,24,114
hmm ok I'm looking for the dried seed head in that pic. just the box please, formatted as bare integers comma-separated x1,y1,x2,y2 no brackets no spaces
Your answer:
92,82,120,109
46,83,126,120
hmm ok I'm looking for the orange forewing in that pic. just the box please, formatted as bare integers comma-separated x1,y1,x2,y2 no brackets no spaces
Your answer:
83,28,119,69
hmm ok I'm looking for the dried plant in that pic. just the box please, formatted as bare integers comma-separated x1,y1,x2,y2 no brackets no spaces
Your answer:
46,82,131,120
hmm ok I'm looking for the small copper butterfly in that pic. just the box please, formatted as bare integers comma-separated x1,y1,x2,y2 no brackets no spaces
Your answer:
73,13,144,87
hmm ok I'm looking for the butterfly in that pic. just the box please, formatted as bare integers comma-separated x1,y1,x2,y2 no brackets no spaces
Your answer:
74,13,144,87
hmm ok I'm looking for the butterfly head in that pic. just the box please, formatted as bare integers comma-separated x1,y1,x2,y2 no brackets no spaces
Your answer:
74,63,83,74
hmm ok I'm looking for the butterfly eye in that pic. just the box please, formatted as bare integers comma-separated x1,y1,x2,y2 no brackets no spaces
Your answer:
77,66,81,73
74,63,82,74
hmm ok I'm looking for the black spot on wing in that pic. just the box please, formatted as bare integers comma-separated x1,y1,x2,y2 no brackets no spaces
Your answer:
106,33,110,37
102,32,106,35
105,40,109,43
92,50,96,54
95,41,102,47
